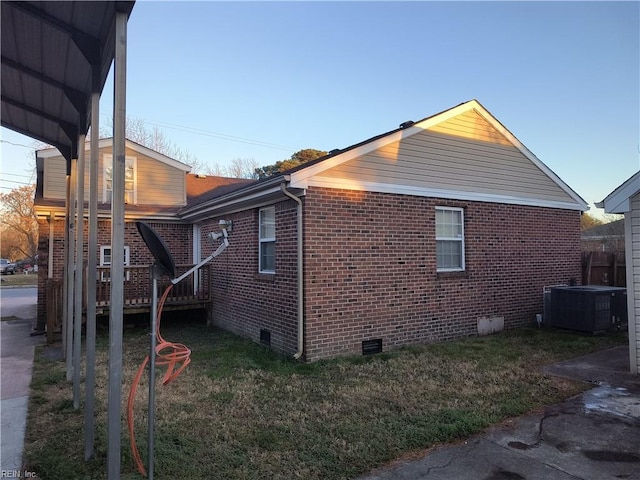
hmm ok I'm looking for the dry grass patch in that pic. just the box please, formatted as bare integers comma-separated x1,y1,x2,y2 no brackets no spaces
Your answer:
24,319,626,480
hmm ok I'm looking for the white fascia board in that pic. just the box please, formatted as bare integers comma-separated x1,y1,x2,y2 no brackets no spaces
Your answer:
122,140,192,172
302,176,586,211
597,171,640,214
36,138,192,173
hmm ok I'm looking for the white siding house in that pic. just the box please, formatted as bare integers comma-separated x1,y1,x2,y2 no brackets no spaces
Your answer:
597,171,640,374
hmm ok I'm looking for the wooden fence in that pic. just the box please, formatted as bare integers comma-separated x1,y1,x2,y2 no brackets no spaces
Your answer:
581,251,626,287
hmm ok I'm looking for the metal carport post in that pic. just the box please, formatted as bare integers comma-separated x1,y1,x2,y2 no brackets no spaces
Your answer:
107,10,128,479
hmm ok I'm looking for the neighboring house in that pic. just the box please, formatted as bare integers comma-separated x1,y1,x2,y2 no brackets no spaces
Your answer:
581,219,625,252
36,100,588,361
597,171,640,374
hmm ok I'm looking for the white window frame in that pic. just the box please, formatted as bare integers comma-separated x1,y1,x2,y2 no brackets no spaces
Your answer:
103,154,137,204
259,206,276,274
435,207,465,272
100,245,131,282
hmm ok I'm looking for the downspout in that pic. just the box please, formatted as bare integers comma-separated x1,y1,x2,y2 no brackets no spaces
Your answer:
280,182,304,359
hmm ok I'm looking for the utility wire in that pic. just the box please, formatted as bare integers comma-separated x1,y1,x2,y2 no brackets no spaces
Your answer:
0,139,37,149
2,172,33,178
144,119,297,152
0,179,33,186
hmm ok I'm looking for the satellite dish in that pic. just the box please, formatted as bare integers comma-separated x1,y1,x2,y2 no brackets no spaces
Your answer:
136,221,176,279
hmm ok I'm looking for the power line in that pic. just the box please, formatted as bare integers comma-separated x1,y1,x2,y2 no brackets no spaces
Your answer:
144,119,297,152
2,172,33,178
0,179,33,186
0,139,36,149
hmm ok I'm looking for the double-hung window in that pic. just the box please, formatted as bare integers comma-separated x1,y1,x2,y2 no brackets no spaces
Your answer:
259,206,276,273
100,245,131,282
436,207,465,272
103,155,136,204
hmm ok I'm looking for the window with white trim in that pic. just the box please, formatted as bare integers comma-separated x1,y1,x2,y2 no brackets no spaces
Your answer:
259,206,276,273
100,245,131,281
103,155,136,204
436,207,465,271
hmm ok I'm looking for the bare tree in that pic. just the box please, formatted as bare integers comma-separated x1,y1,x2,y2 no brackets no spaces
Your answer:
202,158,259,179
0,184,38,261
227,158,260,179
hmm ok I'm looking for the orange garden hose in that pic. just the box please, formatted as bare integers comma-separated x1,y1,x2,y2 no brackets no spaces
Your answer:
127,284,192,477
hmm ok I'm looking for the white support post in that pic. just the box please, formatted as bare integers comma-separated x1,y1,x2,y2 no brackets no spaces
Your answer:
73,134,86,409
65,159,77,381
61,179,69,361
84,88,100,460
107,10,127,480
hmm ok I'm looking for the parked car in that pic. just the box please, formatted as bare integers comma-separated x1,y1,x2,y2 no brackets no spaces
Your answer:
0,259,16,275
16,258,35,273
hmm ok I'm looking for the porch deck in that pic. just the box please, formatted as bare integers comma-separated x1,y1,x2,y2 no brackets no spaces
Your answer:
46,264,213,343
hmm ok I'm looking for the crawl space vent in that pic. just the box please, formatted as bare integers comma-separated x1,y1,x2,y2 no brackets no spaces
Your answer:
362,339,382,355
260,329,271,347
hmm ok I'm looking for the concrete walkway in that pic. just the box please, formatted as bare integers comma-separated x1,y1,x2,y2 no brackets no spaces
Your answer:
1,287,42,474
358,345,640,480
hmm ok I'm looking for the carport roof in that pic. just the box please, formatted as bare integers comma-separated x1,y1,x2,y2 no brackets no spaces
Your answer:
1,1,135,164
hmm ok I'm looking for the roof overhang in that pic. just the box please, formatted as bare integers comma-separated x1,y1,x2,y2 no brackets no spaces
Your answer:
1,1,136,163
596,171,640,214
178,175,300,222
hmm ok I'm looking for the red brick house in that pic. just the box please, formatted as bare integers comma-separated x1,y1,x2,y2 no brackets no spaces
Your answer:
36,100,588,361
34,138,251,331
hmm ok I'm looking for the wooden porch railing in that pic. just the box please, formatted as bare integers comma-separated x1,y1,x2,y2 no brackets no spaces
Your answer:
92,264,213,309
46,278,63,344
45,264,213,343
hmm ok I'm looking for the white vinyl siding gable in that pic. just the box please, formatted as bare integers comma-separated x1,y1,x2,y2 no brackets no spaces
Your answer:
135,153,186,205
39,142,188,206
630,192,640,373
42,156,68,199
306,110,578,209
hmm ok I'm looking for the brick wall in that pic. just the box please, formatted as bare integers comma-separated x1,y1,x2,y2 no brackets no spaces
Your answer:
37,218,192,327
203,200,299,356
303,187,581,361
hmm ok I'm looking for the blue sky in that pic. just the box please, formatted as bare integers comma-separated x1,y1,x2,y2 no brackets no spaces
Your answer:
1,1,638,215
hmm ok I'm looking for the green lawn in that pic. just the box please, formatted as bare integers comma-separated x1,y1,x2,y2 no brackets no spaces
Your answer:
24,320,626,480
0,273,38,287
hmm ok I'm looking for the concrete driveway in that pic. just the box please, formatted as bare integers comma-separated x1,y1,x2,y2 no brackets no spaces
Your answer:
1,287,42,473
358,345,640,480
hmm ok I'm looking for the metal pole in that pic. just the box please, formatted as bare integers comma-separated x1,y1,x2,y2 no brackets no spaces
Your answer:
61,176,70,362
73,133,86,409
148,266,158,480
66,158,77,381
84,88,100,460
108,11,127,480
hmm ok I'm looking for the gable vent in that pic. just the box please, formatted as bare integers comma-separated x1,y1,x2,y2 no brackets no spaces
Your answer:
399,121,414,129
362,339,383,355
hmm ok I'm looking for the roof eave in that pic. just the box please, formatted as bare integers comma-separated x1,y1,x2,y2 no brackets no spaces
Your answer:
597,171,640,214
179,175,293,221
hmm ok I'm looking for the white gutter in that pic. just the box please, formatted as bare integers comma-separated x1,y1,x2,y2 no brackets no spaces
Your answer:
280,183,304,359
